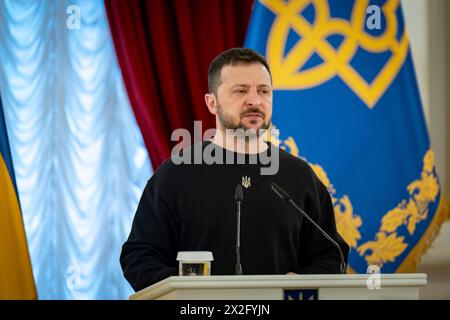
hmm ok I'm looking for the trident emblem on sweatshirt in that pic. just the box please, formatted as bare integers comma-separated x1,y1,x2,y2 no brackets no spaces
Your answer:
242,176,251,189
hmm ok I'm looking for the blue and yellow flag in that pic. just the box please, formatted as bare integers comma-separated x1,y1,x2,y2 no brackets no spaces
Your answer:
245,0,447,273
0,94,37,299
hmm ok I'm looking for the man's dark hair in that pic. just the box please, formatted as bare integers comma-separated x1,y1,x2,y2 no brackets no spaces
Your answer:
208,48,272,95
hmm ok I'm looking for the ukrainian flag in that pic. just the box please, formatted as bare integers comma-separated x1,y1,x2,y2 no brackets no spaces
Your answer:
245,0,448,273
0,94,37,299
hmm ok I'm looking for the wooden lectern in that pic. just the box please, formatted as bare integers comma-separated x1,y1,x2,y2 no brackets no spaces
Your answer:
129,274,427,300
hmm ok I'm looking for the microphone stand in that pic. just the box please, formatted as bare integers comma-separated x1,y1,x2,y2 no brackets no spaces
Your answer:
235,184,243,275
270,182,347,274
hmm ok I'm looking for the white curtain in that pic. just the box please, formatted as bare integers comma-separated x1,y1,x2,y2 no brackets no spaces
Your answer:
0,0,151,299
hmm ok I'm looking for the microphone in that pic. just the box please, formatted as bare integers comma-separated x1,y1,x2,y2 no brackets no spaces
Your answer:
235,184,243,275
270,182,347,274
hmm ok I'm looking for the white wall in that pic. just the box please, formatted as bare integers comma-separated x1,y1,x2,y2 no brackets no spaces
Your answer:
402,0,448,197
402,0,450,299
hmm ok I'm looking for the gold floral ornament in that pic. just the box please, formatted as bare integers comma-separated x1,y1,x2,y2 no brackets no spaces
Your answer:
267,126,362,248
333,196,362,248
357,149,439,267
358,232,408,266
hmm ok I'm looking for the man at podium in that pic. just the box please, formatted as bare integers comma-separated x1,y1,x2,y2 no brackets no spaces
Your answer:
120,48,349,292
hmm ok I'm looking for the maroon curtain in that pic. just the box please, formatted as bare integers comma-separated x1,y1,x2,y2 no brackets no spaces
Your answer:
105,0,254,169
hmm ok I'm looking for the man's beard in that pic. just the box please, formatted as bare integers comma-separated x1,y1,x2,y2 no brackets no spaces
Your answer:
216,103,272,136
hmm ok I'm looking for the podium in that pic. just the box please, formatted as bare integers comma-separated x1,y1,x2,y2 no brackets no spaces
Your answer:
129,274,427,300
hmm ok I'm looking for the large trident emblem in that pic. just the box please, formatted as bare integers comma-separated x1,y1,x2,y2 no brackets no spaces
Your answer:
261,0,409,108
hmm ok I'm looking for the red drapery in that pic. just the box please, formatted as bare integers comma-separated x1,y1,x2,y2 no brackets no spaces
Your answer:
105,0,254,169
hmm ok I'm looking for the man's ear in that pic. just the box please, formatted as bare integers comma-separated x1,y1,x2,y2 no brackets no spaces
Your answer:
205,93,217,115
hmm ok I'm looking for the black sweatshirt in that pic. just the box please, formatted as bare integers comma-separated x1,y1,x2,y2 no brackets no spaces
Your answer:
120,141,349,292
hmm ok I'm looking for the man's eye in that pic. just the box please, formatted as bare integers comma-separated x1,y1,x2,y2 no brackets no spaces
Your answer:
235,89,246,94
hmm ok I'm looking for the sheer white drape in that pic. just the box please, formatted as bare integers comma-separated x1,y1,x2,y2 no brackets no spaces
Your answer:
0,0,151,299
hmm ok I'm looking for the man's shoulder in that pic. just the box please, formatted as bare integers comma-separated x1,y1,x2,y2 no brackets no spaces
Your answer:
152,141,206,177
277,146,327,186
277,146,314,173
276,147,329,197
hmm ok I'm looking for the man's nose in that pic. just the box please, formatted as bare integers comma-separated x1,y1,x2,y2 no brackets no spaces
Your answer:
245,89,262,107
